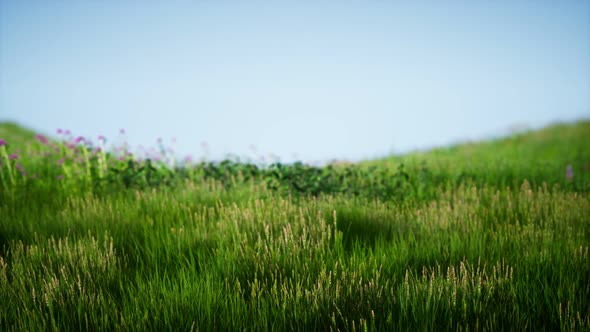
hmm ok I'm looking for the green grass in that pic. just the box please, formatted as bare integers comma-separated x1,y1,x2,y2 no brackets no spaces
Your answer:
1,120,589,331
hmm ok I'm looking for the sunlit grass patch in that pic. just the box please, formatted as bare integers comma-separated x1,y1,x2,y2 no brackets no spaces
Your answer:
0,233,121,330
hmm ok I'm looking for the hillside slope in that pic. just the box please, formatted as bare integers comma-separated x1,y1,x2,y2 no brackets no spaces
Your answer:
1,120,589,330
0,121,38,149
367,120,590,191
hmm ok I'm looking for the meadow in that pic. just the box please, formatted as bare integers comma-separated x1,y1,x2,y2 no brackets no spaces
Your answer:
0,121,589,331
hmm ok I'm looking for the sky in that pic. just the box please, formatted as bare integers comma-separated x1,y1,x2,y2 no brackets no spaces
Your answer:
1,1,589,164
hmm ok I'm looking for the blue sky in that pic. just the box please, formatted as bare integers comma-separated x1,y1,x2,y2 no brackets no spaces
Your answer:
1,1,589,163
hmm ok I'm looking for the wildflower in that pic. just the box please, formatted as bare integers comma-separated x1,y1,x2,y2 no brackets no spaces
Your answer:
64,130,71,136
75,136,85,144
57,159,65,165
98,135,105,141
9,153,17,160
119,128,126,135
35,134,48,144
57,128,63,134
566,165,574,181
57,175,64,180
0,139,6,146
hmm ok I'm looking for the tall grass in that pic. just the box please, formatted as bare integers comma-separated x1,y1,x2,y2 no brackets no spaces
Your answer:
0,121,589,331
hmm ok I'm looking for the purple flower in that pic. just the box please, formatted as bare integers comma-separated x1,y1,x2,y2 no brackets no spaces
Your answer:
9,153,17,160
75,136,85,144
35,134,48,144
57,158,65,165
566,165,574,180
0,139,6,147
64,130,71,136
119,128,126,135
98,135,105,141
15,163,24,171
57,175,64,181
57,128,63,135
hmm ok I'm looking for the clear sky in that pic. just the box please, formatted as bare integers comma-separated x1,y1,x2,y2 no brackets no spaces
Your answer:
1,1,589,164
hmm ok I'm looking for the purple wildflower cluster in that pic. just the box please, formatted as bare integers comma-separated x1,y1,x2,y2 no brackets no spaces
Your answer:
565,165,574,181
0,126,200,185
35,134,48,145
0,128,110,182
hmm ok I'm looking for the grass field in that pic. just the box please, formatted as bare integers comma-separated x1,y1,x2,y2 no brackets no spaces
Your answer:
1,121,589,331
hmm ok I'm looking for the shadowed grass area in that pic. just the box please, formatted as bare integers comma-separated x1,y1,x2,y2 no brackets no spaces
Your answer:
0,120,589,330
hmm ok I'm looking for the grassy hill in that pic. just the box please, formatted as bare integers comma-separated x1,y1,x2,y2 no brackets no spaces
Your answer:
368,120,590,191
0,120,589,330
0,121,37,148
